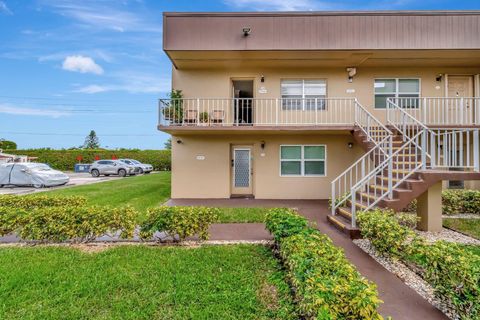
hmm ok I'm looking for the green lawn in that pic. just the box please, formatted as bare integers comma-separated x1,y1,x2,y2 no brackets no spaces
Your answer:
46,172,270,223
48,172,171,213
216,207,270,223
443,218,480,240
0,245,296,320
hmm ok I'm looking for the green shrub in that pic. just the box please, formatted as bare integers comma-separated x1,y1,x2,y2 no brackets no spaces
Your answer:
405,190,480,215
264,208,308,242
359,208,480,319
0,205,137,242
442,190,464,215
412,241,480,319
140,206,219,242
0,195,87,209
0,207,27,236
6,149,171,171
265,209,383,320
357,209,420,258
454,189,480,214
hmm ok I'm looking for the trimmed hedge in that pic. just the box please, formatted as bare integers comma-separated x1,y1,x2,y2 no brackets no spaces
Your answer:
358,210,480,320
0,195,87,209
4,149,171,171
140,206,219,242
0,205,137,242
265,208,383,320
405,189,480,215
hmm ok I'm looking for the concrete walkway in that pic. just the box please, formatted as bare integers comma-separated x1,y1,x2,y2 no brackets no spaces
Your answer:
167,198,447,320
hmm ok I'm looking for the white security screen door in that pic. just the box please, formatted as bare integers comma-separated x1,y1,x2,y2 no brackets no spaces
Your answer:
231,147,253,195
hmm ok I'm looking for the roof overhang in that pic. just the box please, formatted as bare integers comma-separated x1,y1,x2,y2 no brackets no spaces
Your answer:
163,10,480,69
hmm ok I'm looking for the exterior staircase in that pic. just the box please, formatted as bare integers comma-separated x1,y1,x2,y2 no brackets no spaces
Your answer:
329,98,480,238
329,127,426,238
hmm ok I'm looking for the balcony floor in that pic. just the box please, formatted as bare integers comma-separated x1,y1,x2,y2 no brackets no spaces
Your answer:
158,124,355,135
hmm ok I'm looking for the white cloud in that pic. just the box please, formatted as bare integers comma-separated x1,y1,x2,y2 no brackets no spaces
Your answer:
75,72,171,94
223,0,329,11
62,55,104,75
40,0,162,33
0,104,71,118
75,85,108,94
0,1,12,15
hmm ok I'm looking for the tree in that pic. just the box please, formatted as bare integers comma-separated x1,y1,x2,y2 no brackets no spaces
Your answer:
164,137,172,150
0,139,17,150
83,130,100,149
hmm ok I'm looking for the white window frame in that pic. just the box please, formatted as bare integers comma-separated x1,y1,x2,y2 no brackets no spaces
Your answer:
279,144,327,177
374,78,421,109
280,79,327,111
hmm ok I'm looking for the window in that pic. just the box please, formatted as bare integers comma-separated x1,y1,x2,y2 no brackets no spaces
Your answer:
374,78,420,109
280,145,326,176
281,79,326,110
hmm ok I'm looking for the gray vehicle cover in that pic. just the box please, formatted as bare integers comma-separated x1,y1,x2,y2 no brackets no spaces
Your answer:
0,163,69,187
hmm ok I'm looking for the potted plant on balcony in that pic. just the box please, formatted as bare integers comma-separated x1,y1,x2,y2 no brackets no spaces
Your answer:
199,111,209,125
162,89,184,124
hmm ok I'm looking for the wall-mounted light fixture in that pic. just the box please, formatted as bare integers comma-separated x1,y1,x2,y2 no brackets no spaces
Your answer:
242,27,251,37
348,142,354,149
260,140,266,150
436,74,443,82
176,139,183,144
346,67,357,83
260,75,265,83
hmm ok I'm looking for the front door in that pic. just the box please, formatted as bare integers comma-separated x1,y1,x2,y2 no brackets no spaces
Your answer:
448,76,474,121
231,146,253,196
448,76,474,98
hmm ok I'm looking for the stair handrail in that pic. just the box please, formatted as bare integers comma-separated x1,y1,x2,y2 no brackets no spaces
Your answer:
331,135,392,216
354,99,393,150
349,130,425,227
386,97,433,169
331,100,393,217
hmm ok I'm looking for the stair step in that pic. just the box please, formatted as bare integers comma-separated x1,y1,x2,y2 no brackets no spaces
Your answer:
347,199,370,210
327,215,361,239
337,207,352,220
377,176,421,183
391,169,416,174
368,184,411,193
393,161,421,166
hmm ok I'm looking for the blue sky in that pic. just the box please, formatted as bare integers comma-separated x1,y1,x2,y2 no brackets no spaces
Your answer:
0,0,479,150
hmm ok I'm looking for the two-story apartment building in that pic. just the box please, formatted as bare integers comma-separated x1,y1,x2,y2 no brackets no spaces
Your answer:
159,11,480,235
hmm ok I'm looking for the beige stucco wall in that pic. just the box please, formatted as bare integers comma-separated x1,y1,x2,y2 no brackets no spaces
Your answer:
171,133,363,199
172,66,480,123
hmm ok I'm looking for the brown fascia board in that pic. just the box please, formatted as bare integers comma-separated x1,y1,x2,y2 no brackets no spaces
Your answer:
163,10,480,17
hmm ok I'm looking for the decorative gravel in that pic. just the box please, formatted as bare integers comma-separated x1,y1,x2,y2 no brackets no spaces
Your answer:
354,239,458,320
443,214,480,219
0,239,273,249
416,228,480,245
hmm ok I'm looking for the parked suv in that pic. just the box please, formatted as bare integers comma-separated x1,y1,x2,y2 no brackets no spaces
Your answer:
119,159,153,174
89,160,137,177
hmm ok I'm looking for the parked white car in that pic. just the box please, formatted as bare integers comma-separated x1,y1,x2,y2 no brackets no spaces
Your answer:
0,163,69,188
119,159,153,174
89,160,138,177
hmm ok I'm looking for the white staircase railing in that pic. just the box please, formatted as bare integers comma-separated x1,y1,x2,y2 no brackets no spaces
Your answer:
350,130,425,227
331,101,393,218
331,97,480,229
391,97,480,126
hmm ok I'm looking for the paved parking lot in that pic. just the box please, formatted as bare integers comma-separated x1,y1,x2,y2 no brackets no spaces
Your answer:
0,172,121,195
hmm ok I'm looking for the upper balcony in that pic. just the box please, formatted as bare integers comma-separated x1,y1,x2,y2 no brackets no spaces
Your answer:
157,97,480,134
157,98,358,133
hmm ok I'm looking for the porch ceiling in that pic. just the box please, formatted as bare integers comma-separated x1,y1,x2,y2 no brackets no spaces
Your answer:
166,49,480,69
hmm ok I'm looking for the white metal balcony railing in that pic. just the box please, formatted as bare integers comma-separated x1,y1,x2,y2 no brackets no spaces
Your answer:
390,97,480,126
158,98,357,127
